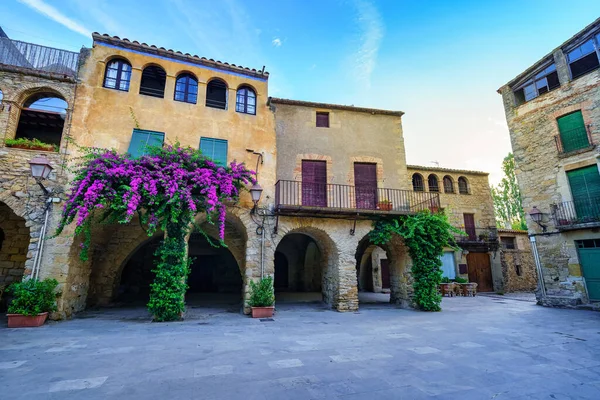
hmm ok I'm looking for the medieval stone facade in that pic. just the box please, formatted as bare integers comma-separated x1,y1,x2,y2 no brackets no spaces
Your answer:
0,27,536,319
498,17,600,307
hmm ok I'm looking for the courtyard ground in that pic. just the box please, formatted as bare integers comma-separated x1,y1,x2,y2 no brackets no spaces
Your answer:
1,296,599,399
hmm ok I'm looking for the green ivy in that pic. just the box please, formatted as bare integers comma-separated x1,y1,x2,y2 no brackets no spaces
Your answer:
369,211,462,312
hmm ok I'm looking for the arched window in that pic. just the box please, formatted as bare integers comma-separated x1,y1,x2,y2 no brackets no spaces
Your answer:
103,58,132,91
14,92,68,148
174,73,198,104
458,177,469,194
206,79,228,110
428,174,439,192
412,173,424,192
235,86,256,115
140,65,166,98
443,176,454,193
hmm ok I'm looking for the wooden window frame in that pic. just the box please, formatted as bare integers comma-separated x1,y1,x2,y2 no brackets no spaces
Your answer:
103,59,132,92
174,73,198,104
316,112,330,128
235,86,256,115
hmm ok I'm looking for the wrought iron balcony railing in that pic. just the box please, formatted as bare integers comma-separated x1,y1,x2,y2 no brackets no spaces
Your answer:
0,38,79,77
554,126,594,155
454,227,499,243
274,180,440,216
552,197,600,228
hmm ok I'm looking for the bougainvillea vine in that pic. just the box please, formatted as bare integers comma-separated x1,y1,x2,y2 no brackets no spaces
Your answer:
54,143,255,321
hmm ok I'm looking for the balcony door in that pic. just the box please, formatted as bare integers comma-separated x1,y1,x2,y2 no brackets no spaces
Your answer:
302,160,327,207
354,163,377,210
567,165,600,222
463,213,476,240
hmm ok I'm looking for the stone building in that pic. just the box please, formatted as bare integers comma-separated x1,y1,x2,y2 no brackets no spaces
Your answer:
498,17,600,307
407,166,505,292
498,229,537,293
0,30,77,309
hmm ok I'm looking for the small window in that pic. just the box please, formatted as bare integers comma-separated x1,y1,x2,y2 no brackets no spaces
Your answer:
200,137,228,166
0,89,3,104
412,173,424,192
428,174,439,192
104,58,132,91
127,129,164,158
316,112,329,128
515,264,522,276
206,79,228,110
443,175,454,193
568,38,600,79
140,65,167,98
174,73,198,104
458,177,469,194
557,110,589,153
513,63,559,104
236,86,256,115
501,237,516,250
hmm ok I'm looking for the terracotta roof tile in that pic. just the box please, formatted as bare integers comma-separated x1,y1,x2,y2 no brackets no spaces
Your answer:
92,32,269,80
406,165,489,176
268,97,404,116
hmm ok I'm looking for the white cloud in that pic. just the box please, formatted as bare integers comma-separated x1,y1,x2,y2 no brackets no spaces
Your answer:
17,0,90,38
350,0,384,88
272,37,282,47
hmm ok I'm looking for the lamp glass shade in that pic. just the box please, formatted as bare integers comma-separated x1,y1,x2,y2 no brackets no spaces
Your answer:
250,183,263,203
29,156,53,179
529,207,543,223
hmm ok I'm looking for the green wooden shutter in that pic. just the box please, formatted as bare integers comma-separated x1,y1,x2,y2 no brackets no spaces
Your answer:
128,129,164,158
567,165,600,221
557,111,588,152
199,137,228,167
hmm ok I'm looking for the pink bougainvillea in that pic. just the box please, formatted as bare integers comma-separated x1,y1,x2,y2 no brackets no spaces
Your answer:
55,143,256,260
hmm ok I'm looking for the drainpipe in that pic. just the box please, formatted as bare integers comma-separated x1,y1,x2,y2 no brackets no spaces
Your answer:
260,225,265,279
530,236,546,299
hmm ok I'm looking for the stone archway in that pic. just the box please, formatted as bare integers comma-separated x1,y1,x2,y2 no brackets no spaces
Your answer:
355,234,412,308
0,202,29,291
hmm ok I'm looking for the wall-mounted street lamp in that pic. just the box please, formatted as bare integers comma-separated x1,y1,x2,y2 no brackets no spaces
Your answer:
529,206,547,232
249,183,264,213
29,155,53,195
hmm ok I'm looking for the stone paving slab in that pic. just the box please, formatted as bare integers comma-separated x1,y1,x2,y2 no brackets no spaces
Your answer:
0,296,599,399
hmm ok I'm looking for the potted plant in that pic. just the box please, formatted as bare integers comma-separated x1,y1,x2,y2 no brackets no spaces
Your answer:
377,199,393,211
5,138,58,152
248,276,275,318
6,278,59,328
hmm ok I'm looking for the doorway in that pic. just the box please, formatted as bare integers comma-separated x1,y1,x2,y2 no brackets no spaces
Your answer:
467,252,493,292
354,163,377,209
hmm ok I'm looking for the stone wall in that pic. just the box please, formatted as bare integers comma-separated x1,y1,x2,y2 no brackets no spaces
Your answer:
498,39,600,305
498,230,537,292
406,166,496,229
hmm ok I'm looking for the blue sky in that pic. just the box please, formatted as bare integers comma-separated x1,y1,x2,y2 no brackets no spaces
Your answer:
2,0,599,184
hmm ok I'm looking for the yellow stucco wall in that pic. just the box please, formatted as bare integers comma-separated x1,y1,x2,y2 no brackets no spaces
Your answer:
70,42,277,207
271,102,409,191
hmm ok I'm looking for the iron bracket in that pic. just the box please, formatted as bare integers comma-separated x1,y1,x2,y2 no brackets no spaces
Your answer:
349,214,358,235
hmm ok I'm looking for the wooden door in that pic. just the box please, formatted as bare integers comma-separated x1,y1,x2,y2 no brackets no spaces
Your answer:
302,160,327,207
466,252,493,292
380,259,390,289
463,213,476,240
354,163,377,209
578,248,600,301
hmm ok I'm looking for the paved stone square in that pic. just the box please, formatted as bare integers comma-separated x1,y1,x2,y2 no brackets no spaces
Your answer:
1,296,600,399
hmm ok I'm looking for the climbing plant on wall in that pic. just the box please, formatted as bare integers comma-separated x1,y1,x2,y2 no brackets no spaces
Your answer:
54,143,255,321
369,211,462,311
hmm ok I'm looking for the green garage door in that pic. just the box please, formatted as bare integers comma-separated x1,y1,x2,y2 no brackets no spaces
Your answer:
577,240,600,301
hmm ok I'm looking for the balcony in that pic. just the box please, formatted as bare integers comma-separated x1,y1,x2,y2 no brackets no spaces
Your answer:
454,227,499,252
0,38,79,78
274,180,440,218
554,126,594,156
552,198,600,230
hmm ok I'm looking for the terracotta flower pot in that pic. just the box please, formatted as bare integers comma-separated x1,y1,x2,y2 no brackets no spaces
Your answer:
378,202,393,211
7,312,48,328
251,306,274,318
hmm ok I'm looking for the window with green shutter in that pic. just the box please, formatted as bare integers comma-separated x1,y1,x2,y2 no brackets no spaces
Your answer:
557,111,589,153
567,165,600,221
127,129,164,158
200,137,228,167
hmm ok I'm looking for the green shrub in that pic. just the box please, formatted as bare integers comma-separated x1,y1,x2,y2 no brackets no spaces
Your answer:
248,277,275,307
7,278,60,316
5,137,58,152
454,277,468,284
441,277,450,283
